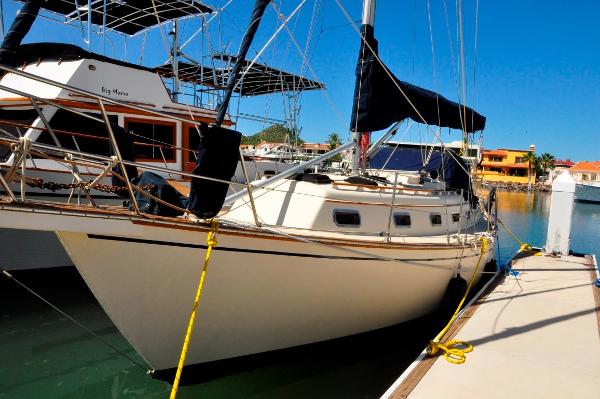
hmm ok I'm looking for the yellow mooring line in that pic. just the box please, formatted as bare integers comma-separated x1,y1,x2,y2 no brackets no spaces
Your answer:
427,237,489,364
170,219,219,399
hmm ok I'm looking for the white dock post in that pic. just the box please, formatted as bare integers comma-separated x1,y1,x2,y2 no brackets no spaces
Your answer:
545,171,576,255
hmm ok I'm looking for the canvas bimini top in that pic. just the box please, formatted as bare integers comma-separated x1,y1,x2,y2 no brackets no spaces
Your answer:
154,54,325,96
19,0,213,35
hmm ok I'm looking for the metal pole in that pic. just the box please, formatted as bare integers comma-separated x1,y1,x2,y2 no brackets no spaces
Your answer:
351,0,377,176
385,172,399,241
102,0,107,55
0,168,17,201
97,99,139,214
238,148,261,227
0,0,5,39
87,0,92,50
170,20,180,102
30,99,61,147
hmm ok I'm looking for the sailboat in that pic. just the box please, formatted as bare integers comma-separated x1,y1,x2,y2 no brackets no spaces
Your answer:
0,0,495,372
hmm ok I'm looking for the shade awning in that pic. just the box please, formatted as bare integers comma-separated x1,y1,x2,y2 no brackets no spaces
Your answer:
28,0,212,35
154,56,325,96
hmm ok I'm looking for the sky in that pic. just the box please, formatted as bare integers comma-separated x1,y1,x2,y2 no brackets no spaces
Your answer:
1,0,599,161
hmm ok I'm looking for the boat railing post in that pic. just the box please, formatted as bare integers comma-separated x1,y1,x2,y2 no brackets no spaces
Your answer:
238,148,261,227
0,168,17,202
97,98,140,214
29,98,88,199
458,189,463,239
545,171,576,255
385,172,399,241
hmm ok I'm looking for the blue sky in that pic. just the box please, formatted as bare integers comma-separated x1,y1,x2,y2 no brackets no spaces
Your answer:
2,0,599,161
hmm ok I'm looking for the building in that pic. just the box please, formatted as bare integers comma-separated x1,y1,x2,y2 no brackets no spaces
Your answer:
569,161,600,184
241,141,333,161
548,159,575,183
299,143,330,157
477,145,536,183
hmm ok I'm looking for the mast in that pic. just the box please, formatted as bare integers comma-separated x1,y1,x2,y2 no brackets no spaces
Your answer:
214,0,271,127
351,0,377,175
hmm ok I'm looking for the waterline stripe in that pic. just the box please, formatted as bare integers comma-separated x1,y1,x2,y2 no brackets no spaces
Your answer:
87,234,479,263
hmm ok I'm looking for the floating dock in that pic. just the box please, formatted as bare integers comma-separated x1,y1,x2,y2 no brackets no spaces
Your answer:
382,252,600,399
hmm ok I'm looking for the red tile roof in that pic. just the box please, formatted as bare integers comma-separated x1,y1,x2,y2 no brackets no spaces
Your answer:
483,150,508,156
554,159,575,167
570,161,600,172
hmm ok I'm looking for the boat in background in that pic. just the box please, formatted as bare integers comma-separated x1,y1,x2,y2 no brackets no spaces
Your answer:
0,0,320,269
575,182,600,203
569,161,600,203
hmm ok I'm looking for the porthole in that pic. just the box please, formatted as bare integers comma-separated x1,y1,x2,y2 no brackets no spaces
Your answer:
394,212,411,228
333,209,361,227
430,213,442,226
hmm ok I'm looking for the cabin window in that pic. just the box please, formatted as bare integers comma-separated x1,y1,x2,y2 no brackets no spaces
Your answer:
452,213,460,223
333,209,361,227
430,213,442,226
42,109,117,157
394,213,411,228
126,119,175,161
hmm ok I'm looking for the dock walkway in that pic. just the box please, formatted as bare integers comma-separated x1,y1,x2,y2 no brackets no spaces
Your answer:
384,253,600,399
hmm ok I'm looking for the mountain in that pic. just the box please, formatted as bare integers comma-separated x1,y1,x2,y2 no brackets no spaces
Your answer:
241,124,304,145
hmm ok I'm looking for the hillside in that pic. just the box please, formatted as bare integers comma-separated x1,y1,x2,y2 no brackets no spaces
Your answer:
241,124,304,145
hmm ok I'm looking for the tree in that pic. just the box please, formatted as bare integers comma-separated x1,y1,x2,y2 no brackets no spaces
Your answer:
327,132,342,162
539,152,556,176
240,124,304,145
522,151,538,190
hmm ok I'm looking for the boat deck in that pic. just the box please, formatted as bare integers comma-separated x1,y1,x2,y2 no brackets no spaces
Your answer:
383,252,600,399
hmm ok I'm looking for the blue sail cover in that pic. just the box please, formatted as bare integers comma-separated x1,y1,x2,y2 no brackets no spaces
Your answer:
350,25,485,133
369,145,473,202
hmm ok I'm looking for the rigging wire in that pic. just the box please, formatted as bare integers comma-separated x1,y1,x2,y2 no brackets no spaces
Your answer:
269,1,347,132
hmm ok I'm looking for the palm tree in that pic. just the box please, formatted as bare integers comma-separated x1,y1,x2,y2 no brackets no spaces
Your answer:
539,152,556,179
522,151,537,190
327,133,342,162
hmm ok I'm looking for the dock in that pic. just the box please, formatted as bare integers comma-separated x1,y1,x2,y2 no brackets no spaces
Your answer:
382,252,600,399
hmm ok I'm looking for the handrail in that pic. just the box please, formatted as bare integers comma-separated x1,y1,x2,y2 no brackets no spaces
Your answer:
0,118,195,152
0,63,225,126
0,136,248,188
332,181,448,193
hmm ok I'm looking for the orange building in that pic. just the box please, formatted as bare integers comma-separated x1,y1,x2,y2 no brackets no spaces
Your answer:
477,145,536,183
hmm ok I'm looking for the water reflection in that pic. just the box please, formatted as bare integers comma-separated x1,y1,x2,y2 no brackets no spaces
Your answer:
495,191,600,264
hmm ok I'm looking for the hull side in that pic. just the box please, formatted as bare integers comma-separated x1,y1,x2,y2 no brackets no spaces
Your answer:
57,227,491,370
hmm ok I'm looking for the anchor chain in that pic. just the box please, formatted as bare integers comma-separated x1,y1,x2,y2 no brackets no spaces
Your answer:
25,177,155,194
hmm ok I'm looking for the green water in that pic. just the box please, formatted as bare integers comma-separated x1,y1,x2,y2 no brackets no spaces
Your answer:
1,191,599,398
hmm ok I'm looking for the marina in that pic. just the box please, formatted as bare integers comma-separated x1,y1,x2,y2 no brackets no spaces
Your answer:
2,190,598,398
0,0,598,398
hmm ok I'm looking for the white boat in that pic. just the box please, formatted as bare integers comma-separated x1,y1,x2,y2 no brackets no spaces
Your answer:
575,182,600,203
0,1,317,269
0,0,495,372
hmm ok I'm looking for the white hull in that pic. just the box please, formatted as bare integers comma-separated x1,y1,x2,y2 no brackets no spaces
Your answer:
575,183,600,203
0,202,493,370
